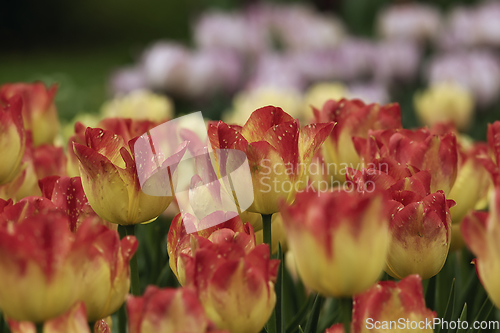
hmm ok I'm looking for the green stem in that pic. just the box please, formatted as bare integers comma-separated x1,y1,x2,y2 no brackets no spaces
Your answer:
0,313,4,333
339,298,352,333
262,214,273,253
35,323,43,333
118,302,127,333
124,225,141,296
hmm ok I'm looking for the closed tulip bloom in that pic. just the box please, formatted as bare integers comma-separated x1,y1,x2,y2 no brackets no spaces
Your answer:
352,275,435,333
167,213,255,285
348,160,454,279
73,126,185,225
76,222,138,321
448,142,491,250
182,237,279,333
314,98,401,181
209,106,334,215
356,127,458,195
0,211,84,322
127,286,228,333
0,96,25,185
280,190,392,297
8,302,91,333
0,82,60,146
462,188,500,308
414,82,474,131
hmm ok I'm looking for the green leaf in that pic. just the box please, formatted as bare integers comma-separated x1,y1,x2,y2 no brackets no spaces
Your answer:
456,303,467,333
466,297,494,333
437,279,455,333
304,294,325,333
286,295,315,333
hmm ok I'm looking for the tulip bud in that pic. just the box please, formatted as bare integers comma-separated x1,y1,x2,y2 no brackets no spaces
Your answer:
182,237,279,333
280,189,392,297
127,286,227,333
0,211,84,322
167,213,255,285
414,82,474,131
101,90,174,122
73,126,186,225
386,191,454,279
314,98,401,181
38,176,111,232
209,106,334,215
355,128,458,195
0,82,59,146
352,275,435,333
0,96,25,185
448,143,491,251
462,188,500,308
76,222,138,321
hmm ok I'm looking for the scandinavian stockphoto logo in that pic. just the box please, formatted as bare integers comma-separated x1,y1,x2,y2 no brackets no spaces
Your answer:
133,111,254,234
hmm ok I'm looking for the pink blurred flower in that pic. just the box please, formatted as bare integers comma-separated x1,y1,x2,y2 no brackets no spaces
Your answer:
427,50,500,106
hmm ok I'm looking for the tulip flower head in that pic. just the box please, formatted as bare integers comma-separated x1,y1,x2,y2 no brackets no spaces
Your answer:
281,189,393,297
0,96,25,185
209,106,334,215
182,233,279,333
127,286,229,333
314,98,401,182
352,275,435,333
0,82,60,146
462,187,500,309
73,125,186,225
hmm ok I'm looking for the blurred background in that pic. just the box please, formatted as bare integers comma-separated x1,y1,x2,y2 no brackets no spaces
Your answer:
1,0,499,140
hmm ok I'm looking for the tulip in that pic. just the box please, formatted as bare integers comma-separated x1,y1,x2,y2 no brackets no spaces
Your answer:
0,96,25,185
387,191,454,279
182,236,279,333
73,126,186,225
101,90,173,122
314,98,401,182
76,222,138,321
0,137,68,201
0,82,59,146
209,106,334,215
302,82,348,121
448,143,491,250
414,82,474,131
352,275,435,333
355,127,458,195
347,159,455,279
167,213,255,285
39,176,110,232
462,188,500,308
0,211,84,322
127,286,228,333
280,189,392,297
8,302,91,333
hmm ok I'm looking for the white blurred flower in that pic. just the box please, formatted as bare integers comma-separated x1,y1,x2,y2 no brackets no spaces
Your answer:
140,42,242,99
348,82,390,105
438,2,500,49
427,50,500,106
372,40,421,83
270,4,345,50
246,53,305,92
193,10,270,55
377,3,441,42
109,67,148,95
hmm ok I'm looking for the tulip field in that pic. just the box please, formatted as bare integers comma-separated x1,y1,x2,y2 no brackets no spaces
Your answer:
2,1,500,333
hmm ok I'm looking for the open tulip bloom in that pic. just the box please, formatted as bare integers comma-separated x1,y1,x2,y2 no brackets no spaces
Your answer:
1,77,500,333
